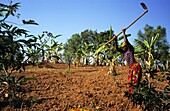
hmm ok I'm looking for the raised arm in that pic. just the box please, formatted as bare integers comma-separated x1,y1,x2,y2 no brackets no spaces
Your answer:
122,28,133,49
122,28,128,43
115,36,124,53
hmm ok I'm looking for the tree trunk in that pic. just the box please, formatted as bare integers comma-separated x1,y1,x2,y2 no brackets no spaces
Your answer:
42,49,45,63
96,54,99,66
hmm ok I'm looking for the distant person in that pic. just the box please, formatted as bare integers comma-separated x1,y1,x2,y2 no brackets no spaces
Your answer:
115,28,142,93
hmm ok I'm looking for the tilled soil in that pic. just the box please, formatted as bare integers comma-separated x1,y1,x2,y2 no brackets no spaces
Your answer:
0,63,169,111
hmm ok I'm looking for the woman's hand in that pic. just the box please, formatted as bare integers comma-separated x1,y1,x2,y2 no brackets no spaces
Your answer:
122,28,128,43
122,28,126,34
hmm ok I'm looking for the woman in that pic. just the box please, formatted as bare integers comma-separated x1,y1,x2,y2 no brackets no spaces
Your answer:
115,28,142,92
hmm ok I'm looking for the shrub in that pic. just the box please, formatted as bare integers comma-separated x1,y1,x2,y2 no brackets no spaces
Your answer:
125,76,169,110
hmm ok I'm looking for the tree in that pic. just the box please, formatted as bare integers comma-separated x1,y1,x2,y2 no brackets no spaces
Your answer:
63,34,81,62
135,34,160,71
0,2,38,74
63,34,82,69
63,28,128,66
0,1,38,106
81,42,94,65
94,26,131,66
44,33,63,63
135,24,169,70
34,31,61,63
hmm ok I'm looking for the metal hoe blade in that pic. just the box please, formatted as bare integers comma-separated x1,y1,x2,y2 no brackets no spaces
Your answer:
140,2,148,11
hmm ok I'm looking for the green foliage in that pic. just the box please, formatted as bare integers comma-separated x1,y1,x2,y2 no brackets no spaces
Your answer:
0,1,39,74
0,1,38,108
0,75,36,108
22,20,39,25
126,24,169,111
125,77,169,111
63,44,74,70
63,27,134,66
32,31,62,63
94,44,106,55
63,33,82,65
135,24,170,70
0,2,20,21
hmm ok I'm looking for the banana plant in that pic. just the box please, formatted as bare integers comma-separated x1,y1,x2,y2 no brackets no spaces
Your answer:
35,31,62,63
94,26,132,66
27,47,40,65
73,48,84,66
94,26,114,65
135,33,160,71
45,39,63,63
80,42,94,65
144,33,160,70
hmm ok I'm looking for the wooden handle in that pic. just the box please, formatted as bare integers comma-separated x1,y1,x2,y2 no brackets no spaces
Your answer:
105,10,148,45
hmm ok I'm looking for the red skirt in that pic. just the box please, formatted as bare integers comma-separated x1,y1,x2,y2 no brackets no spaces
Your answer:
128,62,142,92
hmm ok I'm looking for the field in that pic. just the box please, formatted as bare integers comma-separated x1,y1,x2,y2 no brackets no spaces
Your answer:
0,63,169,111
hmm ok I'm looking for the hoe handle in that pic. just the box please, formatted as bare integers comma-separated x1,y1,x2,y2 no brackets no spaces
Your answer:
105,10,148,45
126,10,148,30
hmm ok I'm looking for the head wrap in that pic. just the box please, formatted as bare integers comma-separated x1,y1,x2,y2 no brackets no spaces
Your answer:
121,42,127,47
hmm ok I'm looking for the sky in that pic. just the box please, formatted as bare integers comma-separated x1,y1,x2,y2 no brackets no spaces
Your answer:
1,0,170,45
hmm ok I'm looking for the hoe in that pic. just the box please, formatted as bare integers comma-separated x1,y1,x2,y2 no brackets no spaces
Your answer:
104,2,148,45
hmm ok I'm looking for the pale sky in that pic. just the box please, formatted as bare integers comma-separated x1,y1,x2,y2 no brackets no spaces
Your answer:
2,0,170,45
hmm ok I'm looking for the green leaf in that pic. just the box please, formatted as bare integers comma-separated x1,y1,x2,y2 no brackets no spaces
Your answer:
15,28,28,35
11,26,18,32
0,8,8,12
44,44,50,49
17,76,26,83
18,39,27,43
109,26,113,38
118,34,131,40
27,38,37,43
12,76,17,84
82,49,87,56
150,33,159,47
22,20,39,25
0,12,3,16
134,46,144,53
94,44,105,55
54,34,62,38
12,3,20,8
51,42,57,49
113,54,121,61
143,40,149,48
0,3,8,7
17,76,37,83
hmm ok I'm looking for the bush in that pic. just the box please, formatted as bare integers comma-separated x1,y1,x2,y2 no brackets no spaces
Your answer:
0,75,36,108
125,76,169,110
0,1,38,109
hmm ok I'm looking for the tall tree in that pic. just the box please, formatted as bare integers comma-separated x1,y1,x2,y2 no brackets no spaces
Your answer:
0,1,39,105
34,31,61,63
135,24,169,69
0,2,39,74
63,34,82,64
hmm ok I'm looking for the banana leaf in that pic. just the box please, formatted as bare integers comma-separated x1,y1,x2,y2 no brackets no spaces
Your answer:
94,44,106,55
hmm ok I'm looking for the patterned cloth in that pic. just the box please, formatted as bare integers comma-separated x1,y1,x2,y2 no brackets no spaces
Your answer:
117,41,136,66
117,41,142,92
128,62,142,92
123,43,136,66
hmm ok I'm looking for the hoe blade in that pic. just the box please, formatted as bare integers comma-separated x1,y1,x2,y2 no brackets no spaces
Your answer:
140,2,148,11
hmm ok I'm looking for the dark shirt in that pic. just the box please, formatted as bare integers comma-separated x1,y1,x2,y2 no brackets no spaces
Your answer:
117,42,136,66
